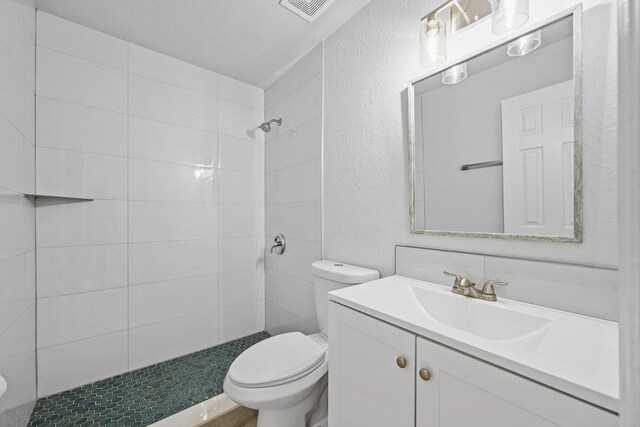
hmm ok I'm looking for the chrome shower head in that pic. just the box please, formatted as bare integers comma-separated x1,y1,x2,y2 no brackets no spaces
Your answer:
259,118,282,133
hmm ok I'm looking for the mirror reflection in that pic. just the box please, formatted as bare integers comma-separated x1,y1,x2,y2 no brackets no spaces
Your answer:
411,15,580,240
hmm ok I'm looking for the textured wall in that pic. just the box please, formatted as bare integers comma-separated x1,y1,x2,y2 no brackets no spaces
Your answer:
323,0,618,277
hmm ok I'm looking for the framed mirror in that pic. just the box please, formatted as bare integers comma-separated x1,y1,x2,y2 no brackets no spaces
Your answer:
409,7,582,242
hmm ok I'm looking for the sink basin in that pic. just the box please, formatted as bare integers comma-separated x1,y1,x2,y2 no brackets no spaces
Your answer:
366,284,551,341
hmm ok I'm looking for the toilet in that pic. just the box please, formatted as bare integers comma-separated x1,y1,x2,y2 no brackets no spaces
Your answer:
223,260,379,427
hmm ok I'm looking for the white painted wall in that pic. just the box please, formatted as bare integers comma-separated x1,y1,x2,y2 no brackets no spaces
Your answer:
264,44,323,335
0,0,36,425
323,0,618,277
417,38,573,233
35,12,265,396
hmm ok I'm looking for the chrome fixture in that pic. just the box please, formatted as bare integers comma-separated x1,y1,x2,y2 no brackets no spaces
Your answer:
270,233,286,255
443,271,508,302
259,118,282,133
442,62,468,84
420,0,530,70
507,29,542,56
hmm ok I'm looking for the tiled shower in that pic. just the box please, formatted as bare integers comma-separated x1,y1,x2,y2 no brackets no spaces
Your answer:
2,0,325,423
34,10,265,397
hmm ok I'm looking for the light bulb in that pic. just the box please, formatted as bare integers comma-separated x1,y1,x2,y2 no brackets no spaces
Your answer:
507,30,541,56
442,63,468,85
491,0,529,35
420,16,447,69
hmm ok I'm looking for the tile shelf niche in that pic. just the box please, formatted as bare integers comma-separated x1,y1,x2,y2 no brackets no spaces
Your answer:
23,194,94,202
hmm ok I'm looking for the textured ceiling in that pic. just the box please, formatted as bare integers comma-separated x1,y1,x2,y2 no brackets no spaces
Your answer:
34,0,373,88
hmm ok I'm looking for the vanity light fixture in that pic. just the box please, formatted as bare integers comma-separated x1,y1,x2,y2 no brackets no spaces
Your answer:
420,13,447,69
420,0,530,69
490,0,530,35
442,62,468,84
507,29,541,56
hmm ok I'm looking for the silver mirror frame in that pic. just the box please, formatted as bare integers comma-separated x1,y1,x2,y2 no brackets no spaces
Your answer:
408,5,583,242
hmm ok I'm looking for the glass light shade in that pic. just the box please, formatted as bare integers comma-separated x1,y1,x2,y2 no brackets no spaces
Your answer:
507,30,541,56
420,17,447,69
442,63,468,85
490,0,529,35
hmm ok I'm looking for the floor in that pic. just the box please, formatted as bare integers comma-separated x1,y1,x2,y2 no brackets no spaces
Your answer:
28,332,270,427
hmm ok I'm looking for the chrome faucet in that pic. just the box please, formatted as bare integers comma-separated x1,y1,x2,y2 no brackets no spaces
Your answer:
443,271,508,302
270,233,286,255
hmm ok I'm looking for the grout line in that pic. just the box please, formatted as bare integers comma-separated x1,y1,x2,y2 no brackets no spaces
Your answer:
126,41,131,372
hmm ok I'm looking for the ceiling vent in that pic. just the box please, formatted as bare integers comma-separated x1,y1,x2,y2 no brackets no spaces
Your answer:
279,0,338,23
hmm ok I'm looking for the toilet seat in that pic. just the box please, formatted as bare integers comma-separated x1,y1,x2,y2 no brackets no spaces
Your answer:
228,332,326,388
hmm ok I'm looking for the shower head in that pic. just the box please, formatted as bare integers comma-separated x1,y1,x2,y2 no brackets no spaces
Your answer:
259,118,282,133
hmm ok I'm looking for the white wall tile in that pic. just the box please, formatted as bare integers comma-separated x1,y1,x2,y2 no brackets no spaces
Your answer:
218,237,264,274
129,239,217,285
0,86,34,143
0,0,33,41
278,73,321,129
129,201,216,243
36,97,127,157
265,172,278,206
37,245,127,298
218,74,264,110
36,200,127,248
276,44,322,103
0,250,34,304
218,169,263,205
277,158,321,203
129,44,217,97
219,269,264,308
0,301,34,358
128,310,218,370
265,300,278,332
37,12,128,70
0,192,34,253
265,205,278,238
265,269,278,302
219,300,264,343
276,239,321,282
276,272,315,321
37,288,127,349
218,204,263,239
265,81,278,110
37,332,128,397
36,148,127,200
129,74,217,132
278,200,321,242
129,158,215,203
129,275,218,328
218,134,264,174
278,115,322,169
36,47,127,113
0,352,36,414
485,256,618,321
128,116,216,166
265,138,278,174
218,100,263,141
395,246,485,286
0,36,34,94
0,140,34,194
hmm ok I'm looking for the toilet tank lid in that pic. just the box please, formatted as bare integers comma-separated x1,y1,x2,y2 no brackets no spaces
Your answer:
311,260,379,284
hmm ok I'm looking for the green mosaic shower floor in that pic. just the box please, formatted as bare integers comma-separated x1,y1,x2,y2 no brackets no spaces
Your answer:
28,332,270,427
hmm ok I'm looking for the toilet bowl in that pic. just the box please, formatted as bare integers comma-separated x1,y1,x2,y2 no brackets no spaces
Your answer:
223,260,379,427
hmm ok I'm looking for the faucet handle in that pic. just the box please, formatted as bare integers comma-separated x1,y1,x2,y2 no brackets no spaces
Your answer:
444,271,474,288
481,280,508,296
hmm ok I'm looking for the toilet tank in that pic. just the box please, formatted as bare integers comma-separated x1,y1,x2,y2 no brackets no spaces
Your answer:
311,260,379,337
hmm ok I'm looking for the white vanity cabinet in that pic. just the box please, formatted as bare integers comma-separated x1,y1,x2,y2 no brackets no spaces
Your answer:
329,302,617,427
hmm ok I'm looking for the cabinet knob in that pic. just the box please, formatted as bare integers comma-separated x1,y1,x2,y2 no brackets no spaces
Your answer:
396,357,407,369
419,368,431,381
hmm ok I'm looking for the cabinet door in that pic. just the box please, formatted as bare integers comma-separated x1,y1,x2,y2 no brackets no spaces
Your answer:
329,303,415,427
416,337,617,427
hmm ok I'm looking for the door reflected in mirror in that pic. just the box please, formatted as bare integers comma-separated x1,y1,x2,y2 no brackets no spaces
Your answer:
410,11,582,241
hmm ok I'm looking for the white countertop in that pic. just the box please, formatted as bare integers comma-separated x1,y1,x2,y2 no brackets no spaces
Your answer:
329,275,619,413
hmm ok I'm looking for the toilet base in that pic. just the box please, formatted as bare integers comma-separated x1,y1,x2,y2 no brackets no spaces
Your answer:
256,375,327,427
